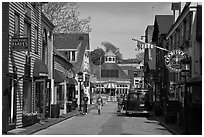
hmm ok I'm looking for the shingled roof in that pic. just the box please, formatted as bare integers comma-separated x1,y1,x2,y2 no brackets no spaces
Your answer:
54,33,90,50
54,33,90,73
154,15,174,34
94,63,131,81
105,50,116,57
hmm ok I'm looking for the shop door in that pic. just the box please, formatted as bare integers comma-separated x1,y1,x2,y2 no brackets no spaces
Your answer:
35,80,45,119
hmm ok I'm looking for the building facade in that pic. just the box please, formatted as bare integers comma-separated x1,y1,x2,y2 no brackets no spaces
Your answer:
91,50,131,101
152,15,174,115
143,25,156,105
53,47,76,116
2,2,54,132
53,33,91,107
165,2,202,133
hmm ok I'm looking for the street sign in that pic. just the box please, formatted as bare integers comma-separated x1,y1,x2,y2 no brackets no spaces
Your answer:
11,37,29,51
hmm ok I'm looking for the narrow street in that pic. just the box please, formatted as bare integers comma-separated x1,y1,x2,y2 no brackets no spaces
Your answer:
34,102,172,135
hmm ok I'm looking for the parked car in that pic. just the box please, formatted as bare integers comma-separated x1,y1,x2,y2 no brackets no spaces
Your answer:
125,89,150,116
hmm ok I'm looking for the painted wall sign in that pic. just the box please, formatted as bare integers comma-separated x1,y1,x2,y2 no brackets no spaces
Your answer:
11,37,29,51
164,49,188,72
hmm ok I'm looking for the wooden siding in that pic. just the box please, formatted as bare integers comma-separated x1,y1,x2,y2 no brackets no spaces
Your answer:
42,20,54,79
8,2,43,128
54,62,66,73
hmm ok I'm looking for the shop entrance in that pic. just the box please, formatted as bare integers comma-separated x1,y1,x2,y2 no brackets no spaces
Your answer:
8,78,17,130
35,79,50,119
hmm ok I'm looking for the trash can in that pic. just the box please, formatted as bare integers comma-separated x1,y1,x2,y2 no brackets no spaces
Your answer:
51,104,60,118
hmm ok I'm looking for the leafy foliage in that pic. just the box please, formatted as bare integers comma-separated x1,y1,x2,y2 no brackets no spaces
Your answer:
90,48,105,65
42,2,91,33
101,42,123,61
135,52,144,61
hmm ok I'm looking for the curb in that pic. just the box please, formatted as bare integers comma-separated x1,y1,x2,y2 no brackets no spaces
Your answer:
8,104,97,135
28,104,96,135
27,113,79,135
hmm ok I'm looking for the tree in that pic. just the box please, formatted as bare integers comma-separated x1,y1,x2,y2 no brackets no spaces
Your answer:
42,2,91,33
101,42,123,62
90,48,105,65
135,52,144,61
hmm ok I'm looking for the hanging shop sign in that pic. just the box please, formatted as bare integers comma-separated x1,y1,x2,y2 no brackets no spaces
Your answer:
164,49,188,72
11,37,29,51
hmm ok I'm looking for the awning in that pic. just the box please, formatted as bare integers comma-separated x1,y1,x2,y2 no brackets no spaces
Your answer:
66,78,78,85
54,69,66,83
33,58,48,77
104,83,117,89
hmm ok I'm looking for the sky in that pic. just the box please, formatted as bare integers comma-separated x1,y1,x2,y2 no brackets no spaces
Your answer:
77,2,173,59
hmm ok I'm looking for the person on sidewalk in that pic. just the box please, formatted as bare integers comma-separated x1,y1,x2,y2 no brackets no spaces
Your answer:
82,94,89,115
97,96,103,115
117,94,123,114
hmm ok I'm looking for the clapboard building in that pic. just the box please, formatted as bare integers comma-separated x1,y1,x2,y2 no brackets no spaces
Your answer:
2,2,55,132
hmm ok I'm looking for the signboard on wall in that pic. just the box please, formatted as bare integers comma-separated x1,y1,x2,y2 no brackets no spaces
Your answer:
11,37,29,51
164,49,188,72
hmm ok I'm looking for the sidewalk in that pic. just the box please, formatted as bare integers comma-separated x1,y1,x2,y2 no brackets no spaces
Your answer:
153,115,184,135
153,115,201,135
7,104,96,135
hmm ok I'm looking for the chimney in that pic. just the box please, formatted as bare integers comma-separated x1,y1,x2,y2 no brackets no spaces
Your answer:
171,2,181,22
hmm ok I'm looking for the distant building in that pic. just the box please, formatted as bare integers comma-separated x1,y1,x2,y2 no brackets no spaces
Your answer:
91,50,131,101
118,64,144,90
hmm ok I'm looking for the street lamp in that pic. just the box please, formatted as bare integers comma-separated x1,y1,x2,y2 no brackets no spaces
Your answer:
78,71,83,111
180,57,191,135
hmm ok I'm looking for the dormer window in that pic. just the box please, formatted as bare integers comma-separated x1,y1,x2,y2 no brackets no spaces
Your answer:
104,50,116,63
61,50,76,62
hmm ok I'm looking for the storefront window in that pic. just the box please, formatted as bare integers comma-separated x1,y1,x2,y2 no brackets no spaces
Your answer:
57,84,64,109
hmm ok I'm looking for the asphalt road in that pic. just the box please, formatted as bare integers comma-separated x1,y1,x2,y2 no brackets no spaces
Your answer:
34,102,172,135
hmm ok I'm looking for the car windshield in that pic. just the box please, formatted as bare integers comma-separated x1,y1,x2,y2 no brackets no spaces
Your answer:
129,92,146,101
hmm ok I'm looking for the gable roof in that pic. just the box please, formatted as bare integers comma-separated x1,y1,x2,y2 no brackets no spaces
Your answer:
105,50,116,57
155,15,174,34
53,47,68,62
54,33,90,50
53,47,73,69
54,33,90,73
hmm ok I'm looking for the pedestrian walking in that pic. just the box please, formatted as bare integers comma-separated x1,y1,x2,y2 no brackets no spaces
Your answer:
117,94,123,114
82,94,89,115
97,96,103,115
